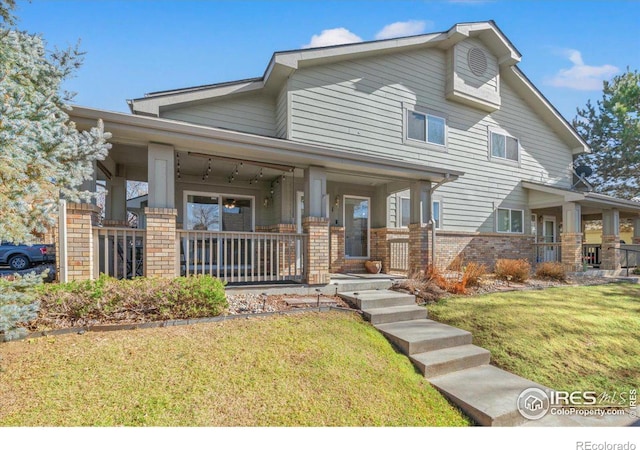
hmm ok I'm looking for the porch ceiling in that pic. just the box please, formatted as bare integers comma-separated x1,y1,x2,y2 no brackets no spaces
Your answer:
71,106,463,186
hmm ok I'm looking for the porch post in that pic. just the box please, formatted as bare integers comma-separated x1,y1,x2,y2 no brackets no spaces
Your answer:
601,209,621,270
561,202,583,271
104,176,128,226
633,216,640,245
408,181,432,275
147,143,175,209
65,203,101,281
371,185,390,273
145,143,177,278
303,166,327,218
303,167,329,284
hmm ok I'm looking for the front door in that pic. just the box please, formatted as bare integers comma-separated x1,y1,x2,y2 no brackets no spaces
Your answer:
542,216,557,262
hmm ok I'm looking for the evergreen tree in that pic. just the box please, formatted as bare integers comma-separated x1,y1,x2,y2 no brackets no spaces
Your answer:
0,1,111,340
573,69,640,200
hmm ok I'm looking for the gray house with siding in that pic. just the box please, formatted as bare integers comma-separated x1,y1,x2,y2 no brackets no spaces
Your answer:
62,21,640,283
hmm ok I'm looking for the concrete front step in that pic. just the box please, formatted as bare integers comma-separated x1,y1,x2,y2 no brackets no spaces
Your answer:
375,319,472,355
410,345,491,378
338,290,416,309
428,365,551,427
362,305,427,325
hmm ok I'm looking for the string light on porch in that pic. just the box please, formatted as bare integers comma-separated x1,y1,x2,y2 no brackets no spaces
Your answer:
201,158,213,181
248,168,264,185
176,152,181,180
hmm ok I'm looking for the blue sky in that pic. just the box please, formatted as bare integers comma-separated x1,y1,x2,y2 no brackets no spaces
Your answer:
14,0,640,121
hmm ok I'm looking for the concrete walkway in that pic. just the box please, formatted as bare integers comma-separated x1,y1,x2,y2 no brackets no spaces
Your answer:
339,289,638,427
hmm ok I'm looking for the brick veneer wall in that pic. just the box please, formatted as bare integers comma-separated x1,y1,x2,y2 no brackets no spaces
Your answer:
408,223,430,275
303,217,330,284
601,234,620,270
561,232,583,272
329,226,345,272
435,231,535,271
66,203,101,281
145,207,178,278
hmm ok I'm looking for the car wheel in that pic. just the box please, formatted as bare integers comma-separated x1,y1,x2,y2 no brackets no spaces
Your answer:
9,255,29,270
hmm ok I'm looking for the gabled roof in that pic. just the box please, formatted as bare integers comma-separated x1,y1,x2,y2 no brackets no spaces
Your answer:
128,20,589,154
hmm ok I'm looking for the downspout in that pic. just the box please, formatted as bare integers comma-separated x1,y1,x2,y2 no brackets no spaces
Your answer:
429,174,455,268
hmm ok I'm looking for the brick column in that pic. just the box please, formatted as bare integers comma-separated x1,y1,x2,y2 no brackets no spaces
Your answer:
303,217,330,285
561,232,583,272
408,223,430,276
371,228,390,273
633,217,640,244
144,207,178,278
329,226,345,273
66,203,101,281
601,209,620,270
601,235,621,270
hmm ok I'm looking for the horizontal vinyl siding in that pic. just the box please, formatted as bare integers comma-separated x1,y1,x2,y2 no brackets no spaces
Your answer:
276,84,288,138
289,47,574,233
162,93,277,137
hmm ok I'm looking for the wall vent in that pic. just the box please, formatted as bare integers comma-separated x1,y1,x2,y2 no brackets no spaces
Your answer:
467,47,488,77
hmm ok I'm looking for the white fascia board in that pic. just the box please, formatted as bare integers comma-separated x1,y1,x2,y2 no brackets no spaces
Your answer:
129,79,265,116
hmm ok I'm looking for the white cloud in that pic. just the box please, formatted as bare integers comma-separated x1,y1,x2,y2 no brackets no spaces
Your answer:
302,28,363,49
547,49,619,91
375,20,431,40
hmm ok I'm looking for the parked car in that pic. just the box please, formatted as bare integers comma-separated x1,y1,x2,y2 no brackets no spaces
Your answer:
0,242,56,270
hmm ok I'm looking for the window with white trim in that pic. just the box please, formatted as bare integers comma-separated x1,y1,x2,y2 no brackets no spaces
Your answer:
398,197,441,229
497,208,523,233
489,130,519,162
406,110,446,146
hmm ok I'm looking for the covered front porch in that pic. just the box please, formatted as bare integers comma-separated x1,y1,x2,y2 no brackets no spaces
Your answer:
59,107,461,285
524,181,640,272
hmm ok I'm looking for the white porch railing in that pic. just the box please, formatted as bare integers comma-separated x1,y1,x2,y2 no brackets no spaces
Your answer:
176,230,306,283
389,238,409,273
93,227,146,279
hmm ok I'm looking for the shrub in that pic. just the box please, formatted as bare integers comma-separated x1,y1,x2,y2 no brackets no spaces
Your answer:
31,274,227,330
535,262,567,281
633,267,640,276
0,272,43,341
461,262,487,288
494,259,530,283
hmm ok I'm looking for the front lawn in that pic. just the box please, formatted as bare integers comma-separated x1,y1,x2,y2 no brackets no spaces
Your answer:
428,283,640,394
0,312,469,426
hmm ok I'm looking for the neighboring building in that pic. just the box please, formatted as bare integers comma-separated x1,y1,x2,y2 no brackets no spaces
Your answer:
63,21,640,283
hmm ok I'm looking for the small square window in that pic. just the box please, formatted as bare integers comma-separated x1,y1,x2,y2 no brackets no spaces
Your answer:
490,131,519,162
406,109,446,146
497,208,524,234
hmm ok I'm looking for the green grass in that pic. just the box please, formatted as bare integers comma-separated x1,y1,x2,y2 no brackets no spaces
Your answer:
0,312,469,426
428,283,640,394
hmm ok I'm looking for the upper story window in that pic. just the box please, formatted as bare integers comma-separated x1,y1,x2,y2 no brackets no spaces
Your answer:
407,111,446,146
403,103,447,150
497,207,523,234
489,129,519,163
